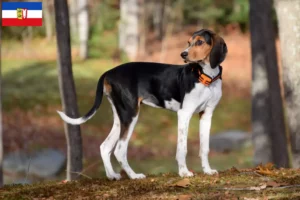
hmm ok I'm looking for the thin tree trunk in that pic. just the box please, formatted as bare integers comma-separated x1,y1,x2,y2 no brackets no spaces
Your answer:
138,0,146,57
153,0,164,40
119,0,139,60
43,0,53,41
160,0,172,63
78,0,89,60
249,0,289,167
54,0,83,181
70,0,78,42
275,0,300,168
0,1,3,186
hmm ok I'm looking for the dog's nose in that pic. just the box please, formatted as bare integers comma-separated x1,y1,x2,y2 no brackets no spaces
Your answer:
181,51,188,58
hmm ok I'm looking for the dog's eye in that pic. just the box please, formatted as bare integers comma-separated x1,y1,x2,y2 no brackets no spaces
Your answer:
196,40,204,46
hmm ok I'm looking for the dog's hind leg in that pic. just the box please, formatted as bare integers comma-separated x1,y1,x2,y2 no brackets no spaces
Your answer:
100,98,122,180
114,111,145,179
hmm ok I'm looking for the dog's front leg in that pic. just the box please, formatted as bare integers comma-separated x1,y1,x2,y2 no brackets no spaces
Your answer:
176,109,194,177
199,107,218,175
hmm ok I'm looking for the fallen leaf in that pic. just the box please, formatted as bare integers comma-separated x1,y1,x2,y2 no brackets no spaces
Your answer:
177,194,192,200
265,162,274,170
256,164,274,175
172,178,191,188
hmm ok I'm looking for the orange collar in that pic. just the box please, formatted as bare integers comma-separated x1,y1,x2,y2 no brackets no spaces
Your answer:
198,66,222,86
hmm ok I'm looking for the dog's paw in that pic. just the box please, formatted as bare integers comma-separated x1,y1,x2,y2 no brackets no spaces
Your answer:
203,168,218,175
179,170,194,177
131,173,146,179
107,173,122,180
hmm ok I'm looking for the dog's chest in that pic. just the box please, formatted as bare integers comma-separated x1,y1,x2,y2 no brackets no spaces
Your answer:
182,81,222,113
162,81,221,113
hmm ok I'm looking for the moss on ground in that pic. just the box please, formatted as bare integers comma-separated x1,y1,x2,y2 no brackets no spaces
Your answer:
1,167,300,200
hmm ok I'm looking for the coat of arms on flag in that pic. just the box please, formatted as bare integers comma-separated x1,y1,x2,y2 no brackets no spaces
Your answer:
2,2,42,26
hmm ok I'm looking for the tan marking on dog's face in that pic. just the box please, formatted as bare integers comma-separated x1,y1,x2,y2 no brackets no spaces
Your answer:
187,36,213,63
104,78,112,93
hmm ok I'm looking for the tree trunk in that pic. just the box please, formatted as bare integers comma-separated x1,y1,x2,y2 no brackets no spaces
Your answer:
119,0,139,60
275,0,300,168
153,0,164,40
78,0,89,60
249,0,289,167
139,0,146,57
0,1,3,185
69,0,78,42
43,0,53,41
54,0,83,181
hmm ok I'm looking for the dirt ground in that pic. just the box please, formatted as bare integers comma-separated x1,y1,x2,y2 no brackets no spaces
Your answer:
1,165,300,200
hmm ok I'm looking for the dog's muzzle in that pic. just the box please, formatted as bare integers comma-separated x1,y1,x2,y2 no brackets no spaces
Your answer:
181,51,188,59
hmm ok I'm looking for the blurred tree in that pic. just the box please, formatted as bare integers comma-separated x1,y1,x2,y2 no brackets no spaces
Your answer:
78,0,89,60
228,0,249,32
0,2,3,187
43,0,53,41
249,0,289,167
119,0,139,60
152,0,165,40
54,0,83,181
183,0,225,27
70,0,78,41
139,0,146,56
275,0,300,168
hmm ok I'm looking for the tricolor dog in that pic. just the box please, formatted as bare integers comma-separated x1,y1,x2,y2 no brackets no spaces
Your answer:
58,29,228,180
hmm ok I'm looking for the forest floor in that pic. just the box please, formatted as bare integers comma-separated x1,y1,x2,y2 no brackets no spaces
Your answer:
1,164,300,200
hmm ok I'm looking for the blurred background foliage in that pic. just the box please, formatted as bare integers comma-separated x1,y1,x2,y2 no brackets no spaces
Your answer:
3,0,252,40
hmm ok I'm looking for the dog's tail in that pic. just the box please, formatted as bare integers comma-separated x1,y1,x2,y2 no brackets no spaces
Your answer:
57,74,106,125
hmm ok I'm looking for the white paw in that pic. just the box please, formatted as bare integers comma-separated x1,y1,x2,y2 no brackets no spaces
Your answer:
203,168,218,175
179,170,194,177
107,173,122,180
130,173,146,179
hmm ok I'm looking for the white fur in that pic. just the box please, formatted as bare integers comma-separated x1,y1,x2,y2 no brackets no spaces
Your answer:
114,114,146,179
105,63,222,179
57,110,96,125
142,99,162,108
164,98,181,111
176,63,222,177
100,98,122,180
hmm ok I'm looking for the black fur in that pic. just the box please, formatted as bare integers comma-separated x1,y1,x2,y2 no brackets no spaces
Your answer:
87,62,202,137
79,29,227,138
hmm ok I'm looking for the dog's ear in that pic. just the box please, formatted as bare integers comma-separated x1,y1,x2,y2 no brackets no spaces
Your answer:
209,36,227,69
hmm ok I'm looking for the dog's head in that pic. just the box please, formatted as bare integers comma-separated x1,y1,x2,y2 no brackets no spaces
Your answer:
181,29,227,68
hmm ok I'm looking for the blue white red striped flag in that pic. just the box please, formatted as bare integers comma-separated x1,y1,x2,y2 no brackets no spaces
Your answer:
2,2,42,26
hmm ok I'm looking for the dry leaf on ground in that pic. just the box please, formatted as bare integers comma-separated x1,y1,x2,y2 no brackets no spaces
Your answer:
171,178,191,188
255,163,275,175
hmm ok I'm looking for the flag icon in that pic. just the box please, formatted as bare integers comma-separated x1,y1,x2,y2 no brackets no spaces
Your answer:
2,2,42,26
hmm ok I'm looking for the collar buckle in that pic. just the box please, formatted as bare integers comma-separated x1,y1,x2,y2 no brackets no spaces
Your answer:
198,66,222,86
